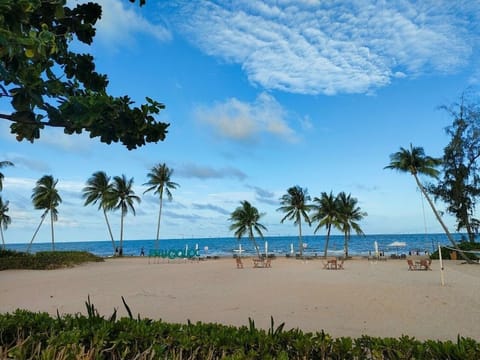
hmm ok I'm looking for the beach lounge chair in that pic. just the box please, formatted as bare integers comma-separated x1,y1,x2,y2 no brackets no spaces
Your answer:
419,259,432,270
407,259,417,271
337,259,344,270
235,257,244,269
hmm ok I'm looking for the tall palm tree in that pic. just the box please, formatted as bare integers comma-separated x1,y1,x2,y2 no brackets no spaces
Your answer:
143,163,179,250
336,192,367,258
111,175,140,255
0,196,11,250
277,185,313,257
229,200,267,258
0,161,13,191
312,191,340,257
83,171,116,254
385,144,468,261
30,175,62,251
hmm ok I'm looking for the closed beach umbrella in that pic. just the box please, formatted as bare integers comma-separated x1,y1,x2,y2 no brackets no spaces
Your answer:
374,241,379,256
265,241,268,258
290,243,294,255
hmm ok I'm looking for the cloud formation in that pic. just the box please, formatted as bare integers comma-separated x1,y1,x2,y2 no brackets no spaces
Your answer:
176,163,247,181
74,0,171,49
165,0,477,95
195,92,298,142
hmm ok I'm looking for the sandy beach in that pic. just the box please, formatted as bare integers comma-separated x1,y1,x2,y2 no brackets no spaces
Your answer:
1,256,478,341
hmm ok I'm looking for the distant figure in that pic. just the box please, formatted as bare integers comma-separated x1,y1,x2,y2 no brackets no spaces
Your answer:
119,247,123,256
140,247,145,256
115,247,119,256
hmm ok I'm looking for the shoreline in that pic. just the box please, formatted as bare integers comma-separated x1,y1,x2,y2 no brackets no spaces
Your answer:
1,257,478,341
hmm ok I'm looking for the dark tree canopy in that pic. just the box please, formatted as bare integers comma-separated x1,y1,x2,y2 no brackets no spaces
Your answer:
429,95,480,241
0,0,168,150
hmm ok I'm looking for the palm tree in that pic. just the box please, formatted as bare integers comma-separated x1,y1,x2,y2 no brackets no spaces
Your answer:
229,200,267,258
385,144,468,261
0,161,13,191
111,175,141,255
143,163,179,250
0,196,11,250
336,192,367,258
312,191,340,257
30,175,62,251
277,186,313,257
83,171,116,254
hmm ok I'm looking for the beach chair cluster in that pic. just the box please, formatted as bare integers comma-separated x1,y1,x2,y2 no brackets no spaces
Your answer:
322,258,344,270
252,257,271,268
407,258,432,271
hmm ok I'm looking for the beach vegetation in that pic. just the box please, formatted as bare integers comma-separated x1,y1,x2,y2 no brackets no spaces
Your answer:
311,191,341,258
429,94,480,243
0,0,168,149
385,144,472,263
229,200,267,258
29,175,62,252
0,250,103,270
0,160,14,191
431,242,480,262
0,196,11,250
110,175,141,256
144,163,179,250
278,186,313,257
82,171,117,255
0,306,478,359
336,192,367,258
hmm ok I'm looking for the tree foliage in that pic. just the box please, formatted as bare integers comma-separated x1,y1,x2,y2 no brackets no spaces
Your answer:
229,200,267,258
0,0,168,149
429,95,480,242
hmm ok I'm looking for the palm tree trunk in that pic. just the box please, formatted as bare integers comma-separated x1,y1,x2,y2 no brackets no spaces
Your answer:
119,211,124,256
298,219,303,257
155,190,164,250
103,208,116,254
323,224,331,258
27,210,48,252
344,230,348,258
50,209,55,251
0,226,5,250
249,228,260,258
413,174,472,263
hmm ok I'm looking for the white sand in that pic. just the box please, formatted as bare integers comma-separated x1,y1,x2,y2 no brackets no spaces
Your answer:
1,257,478,341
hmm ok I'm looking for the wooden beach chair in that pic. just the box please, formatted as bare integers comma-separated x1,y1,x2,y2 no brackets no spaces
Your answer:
419,259,432,270
407,259,417,271
337,259,344,270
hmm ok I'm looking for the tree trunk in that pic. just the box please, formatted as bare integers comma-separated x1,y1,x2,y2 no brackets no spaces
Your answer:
27,210,47,252
0,226,4,250
298,218,303,257
119,211,124,256
155,189,164,250
323,224,331,258
249,229,260,258
344,230,349,258
50,209,55,251
414,174,472,263
103,208,116,254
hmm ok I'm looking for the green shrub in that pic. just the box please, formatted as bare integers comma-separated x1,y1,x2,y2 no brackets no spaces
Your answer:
0,308,478,359
0,250,103,270
430,241,480,261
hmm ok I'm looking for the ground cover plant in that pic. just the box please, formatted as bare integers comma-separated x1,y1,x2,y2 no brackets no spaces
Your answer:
0,250,103,270
0,299,478,359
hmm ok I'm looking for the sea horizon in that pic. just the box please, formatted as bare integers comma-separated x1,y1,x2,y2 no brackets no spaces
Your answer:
3,232,467,258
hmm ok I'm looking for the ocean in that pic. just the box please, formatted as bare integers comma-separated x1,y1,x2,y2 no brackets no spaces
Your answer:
3,233,466,258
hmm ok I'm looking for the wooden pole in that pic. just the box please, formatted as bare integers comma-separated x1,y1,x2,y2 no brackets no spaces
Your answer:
438,243,445,286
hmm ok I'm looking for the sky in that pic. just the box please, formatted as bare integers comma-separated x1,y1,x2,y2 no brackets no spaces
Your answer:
1,0,480,245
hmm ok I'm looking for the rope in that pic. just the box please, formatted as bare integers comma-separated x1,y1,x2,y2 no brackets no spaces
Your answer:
442,246,480,255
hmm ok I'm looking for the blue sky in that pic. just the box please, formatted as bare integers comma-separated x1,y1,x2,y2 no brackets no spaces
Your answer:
1,0,480,244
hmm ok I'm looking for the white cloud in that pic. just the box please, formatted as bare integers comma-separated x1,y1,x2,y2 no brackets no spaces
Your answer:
72,0,171,49
195,92,298,142
165,0,477,95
